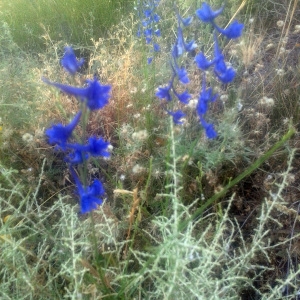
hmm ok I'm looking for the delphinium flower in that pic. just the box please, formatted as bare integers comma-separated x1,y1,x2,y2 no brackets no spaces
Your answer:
42,76,111,111
156,2,243,139
46,111,82,150
156,9,196,125
194,2,243,138
136,0,161,64
61,46,84,75
43,46,111,214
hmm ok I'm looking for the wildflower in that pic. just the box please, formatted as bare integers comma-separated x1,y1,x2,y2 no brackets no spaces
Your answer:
156,84,172,101
71,168,105,214
46,111,81,149
154,29,161,36
65,150,88,165
200,117,217,139
175,66,190,84
213,36,236,83
61,46,84,75
71,136,111,157
137,0,161,63
177,15,193,26
197,86,218,115
215,65,236,83
195,52,215,70
42,77,111,111
173,27,185,57
196,2,224,23
173,90,191,104
153,43,160,52
172,27,197,58
167,110,185,124
84,137,111,157
215,21,244,39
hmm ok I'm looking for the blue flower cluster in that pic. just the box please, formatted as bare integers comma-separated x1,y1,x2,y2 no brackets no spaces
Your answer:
156,10,196,125
43,46,111,214
156,2,243,139
136,0,161,64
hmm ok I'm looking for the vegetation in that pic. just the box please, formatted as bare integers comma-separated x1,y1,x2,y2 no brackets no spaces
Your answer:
1,0,300,299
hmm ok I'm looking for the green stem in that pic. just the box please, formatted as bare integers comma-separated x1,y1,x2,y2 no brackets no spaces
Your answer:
179,127,296,231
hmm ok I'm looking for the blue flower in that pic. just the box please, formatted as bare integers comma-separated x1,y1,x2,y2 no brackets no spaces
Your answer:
173,27,185,57
167,110,185,124
176,11,193,26
213,35,236,83
65,150,89,165
172,27,197,58
196,2,224,23
42,77,111,111
174,90,191,104
153,13,160,22
148,57,154,64
144,9,152,18
71,168,105,214
68,137,110,158
156,84,172,101
176,66,190,84
196,74,218,115
197,87,218,115
46,111,81,149
153,43,160,52
144,28,153,38
154,29,161,37
201,118,217,139
82,137,111,157
195,52,215,70
215,66,236,83
61,46,84,75
185,40,197,52
215,21,244,39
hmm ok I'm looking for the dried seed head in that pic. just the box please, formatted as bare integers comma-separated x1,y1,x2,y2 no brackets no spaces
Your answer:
258,96,275,107
22,133,34,143
132,164,146,174
275,68,285,76
132,130,148,141
276,20,284,28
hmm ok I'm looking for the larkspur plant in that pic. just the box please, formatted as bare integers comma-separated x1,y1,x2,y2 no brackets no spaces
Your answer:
43,46,111,214
156,2,243,138
136,0,161,64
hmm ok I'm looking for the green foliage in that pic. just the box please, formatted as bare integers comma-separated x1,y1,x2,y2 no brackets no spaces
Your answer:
0,0,133,52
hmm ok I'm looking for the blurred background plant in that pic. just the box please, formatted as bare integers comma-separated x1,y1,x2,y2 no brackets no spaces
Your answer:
0,0,133,53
